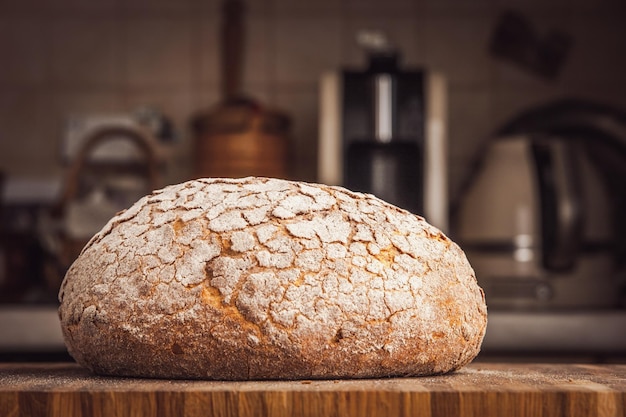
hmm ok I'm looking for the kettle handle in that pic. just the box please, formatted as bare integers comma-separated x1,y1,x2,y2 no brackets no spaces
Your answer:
60,126,160,209
531,136,583,272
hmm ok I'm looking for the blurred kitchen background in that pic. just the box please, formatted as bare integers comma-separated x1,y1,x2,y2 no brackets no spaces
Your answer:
1,0,626,362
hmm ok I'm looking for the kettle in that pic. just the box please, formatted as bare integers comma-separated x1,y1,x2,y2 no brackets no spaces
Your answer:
453,99,626,310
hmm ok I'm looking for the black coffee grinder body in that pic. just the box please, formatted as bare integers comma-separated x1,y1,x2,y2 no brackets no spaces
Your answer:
319,51,448,232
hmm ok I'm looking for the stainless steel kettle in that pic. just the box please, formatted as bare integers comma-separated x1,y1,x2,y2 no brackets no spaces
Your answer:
453,99,626,310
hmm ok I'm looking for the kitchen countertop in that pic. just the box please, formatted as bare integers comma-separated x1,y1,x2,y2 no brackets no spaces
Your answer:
1,362,625,417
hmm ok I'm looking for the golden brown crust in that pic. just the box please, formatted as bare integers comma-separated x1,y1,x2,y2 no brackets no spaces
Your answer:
58,177,487,380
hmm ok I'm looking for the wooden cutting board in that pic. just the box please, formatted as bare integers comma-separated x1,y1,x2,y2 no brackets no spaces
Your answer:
1,363,625,417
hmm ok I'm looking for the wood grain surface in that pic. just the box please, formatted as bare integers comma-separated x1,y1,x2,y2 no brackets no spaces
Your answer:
0,363,625,417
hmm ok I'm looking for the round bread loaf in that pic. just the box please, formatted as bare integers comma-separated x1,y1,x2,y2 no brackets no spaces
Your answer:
59,177,487,380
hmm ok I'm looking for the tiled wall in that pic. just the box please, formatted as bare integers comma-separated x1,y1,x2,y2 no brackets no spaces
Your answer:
1,0,625,200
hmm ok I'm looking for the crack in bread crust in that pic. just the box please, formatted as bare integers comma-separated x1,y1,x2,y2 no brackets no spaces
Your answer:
58,177,487,380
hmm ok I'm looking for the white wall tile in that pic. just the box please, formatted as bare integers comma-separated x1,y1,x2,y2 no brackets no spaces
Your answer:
193,88,221,112
274,88,319,181
120,0,194,13
0,92,59,176
495,0,571,12
447,86,494,160
557,85,626,111
345,0,415,15
0,18,46,86
198,15,220,88
560,15,626,86
243,16,272,88
446,86,494,199
50,18,120,87
419,14,495,86
123,17,196,89
50,91,123,121
0,0,48,12
272,0,343,15
419,0,494,14
273,16,342,86
48,0,118,12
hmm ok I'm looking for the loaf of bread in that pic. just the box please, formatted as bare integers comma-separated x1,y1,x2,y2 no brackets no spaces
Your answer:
59,177,487,380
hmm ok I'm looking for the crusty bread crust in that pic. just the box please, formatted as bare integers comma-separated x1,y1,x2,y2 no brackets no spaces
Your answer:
59,177,487,380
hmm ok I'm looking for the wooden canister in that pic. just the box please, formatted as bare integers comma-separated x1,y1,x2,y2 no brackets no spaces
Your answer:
191,98,291,179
